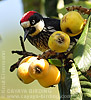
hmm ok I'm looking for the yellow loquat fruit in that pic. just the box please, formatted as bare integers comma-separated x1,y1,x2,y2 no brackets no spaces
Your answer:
17,62,34,84
38,64,61,88
48,31,70,53
28,59,49,79
61,11,84,37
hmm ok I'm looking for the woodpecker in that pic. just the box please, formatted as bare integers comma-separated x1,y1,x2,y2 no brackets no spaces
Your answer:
20,11,61,52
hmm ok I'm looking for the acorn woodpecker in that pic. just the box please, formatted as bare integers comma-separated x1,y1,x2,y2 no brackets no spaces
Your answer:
20,11,61,52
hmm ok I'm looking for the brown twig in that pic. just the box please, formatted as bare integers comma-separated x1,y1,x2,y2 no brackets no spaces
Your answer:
10,36,37,72
66,6,91,15
20,36,26,52
38,49,66,60
38,49,57,59
10,56,24,72
12,50,37,56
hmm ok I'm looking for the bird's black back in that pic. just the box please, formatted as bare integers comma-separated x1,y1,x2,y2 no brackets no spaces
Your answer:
43,17,61,31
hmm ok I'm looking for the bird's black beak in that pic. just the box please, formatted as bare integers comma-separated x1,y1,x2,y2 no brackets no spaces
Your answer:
24,27,36,41
24,29,30,41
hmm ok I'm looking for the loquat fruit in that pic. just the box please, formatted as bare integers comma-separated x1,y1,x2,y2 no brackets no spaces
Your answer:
28,59,49,79
17,62,34,84
61,11,84,37
38,64,61,88
19,56,37,65
48,31,70,53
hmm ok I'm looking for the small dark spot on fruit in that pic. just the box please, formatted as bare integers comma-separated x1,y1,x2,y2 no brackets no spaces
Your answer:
56,33,61,36
35,66,42,73
66,28,72,33
57,37,64,44
50,85,55,87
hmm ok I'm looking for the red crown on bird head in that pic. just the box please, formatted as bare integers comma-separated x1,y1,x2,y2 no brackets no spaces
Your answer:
20,11,37,23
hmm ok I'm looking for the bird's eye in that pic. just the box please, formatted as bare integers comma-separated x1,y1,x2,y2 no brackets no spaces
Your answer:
32,20,35,24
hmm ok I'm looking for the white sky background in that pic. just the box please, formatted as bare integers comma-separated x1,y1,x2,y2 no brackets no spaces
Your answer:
0,0,23,37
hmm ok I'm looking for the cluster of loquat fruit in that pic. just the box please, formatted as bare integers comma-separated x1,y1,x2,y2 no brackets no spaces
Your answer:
48,11,86,53
17,11,86,88
17,56,60,88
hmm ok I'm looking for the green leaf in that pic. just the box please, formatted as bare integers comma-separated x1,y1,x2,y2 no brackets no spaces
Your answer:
78,70,91,99
73,15,91,72
48,59,62,67
58,63,82,100
58,67,68,100
68,63,82,100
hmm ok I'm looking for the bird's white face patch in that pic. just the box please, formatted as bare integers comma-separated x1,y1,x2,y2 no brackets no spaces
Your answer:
21,21,30,28
29,20,45,37
34,20,44,32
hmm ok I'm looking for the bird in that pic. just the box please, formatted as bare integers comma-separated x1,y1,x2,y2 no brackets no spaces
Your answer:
20,11,61,52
